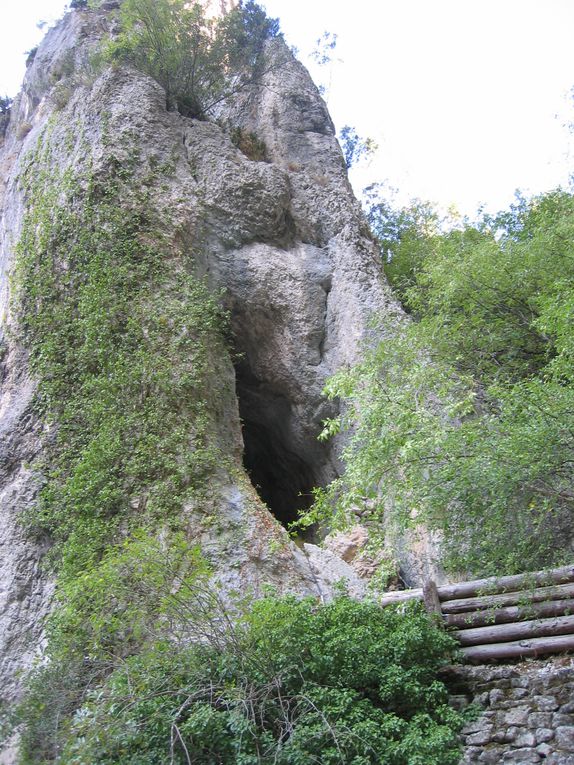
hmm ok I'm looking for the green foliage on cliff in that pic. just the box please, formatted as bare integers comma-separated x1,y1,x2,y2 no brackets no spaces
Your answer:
15,140,226,581
17,535,464,764
55,596,463,765
17,534,209,763
338,125,377,169
106,0,280,118
305,188,574,576
11,132,232,759
11,135,464,762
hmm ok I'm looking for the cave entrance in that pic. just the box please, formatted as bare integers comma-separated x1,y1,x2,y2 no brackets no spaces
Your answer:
236,363,330,535
242,419,317,528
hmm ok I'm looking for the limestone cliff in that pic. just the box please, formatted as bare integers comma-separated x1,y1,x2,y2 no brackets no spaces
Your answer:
0,1,403,747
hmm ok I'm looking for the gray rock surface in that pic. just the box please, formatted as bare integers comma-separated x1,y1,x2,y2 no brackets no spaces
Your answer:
0,3,403,732
0,356,53,706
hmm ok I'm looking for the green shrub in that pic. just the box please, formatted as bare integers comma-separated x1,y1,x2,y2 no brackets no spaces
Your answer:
55,596,465,765
25,47,38,67
106,0,281,118
230,126,267,161
0,95,12,139
338,125,377,169
16,534,210,763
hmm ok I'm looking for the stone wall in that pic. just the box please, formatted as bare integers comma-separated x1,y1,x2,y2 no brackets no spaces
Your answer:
444,658,574,764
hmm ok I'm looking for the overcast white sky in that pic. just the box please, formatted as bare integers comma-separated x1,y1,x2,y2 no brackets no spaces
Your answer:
1,0,574,217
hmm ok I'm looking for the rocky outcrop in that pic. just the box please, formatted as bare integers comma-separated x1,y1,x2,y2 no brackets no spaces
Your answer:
0,354,53,710
0,4,405,720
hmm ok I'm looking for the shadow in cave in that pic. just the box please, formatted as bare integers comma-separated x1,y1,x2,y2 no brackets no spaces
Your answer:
236,364,331,538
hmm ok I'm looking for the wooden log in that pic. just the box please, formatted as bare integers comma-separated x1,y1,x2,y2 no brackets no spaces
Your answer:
379,564,574,610
461,633,574,662
454,614,574,646
423,579,442,621
445,598,574,629
441,582,574,615
437,564,574,601
379,589,423,607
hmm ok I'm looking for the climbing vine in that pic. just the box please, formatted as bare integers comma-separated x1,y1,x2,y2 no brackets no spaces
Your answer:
14,134,227,580
10,129,233,759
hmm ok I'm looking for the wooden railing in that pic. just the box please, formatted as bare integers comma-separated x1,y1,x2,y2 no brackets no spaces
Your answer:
379,565,574,661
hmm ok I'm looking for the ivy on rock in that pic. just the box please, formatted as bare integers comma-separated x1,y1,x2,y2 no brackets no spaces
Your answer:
15,147,226,579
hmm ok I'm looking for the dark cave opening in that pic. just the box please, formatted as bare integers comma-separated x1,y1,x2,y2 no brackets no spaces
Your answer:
242,419,317,528
236,363,330,532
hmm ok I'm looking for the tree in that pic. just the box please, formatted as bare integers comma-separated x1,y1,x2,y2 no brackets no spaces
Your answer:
108,0,281,118
338,124,377,169
310,31,338,66
303,188,574,576
0,96,12,138
364,183,439,302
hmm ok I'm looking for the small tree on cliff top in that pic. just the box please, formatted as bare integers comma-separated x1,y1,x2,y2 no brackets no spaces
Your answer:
108,0,280,118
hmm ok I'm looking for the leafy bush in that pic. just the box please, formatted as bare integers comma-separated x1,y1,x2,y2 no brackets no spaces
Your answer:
107,0,281,118
230,125,267,161
17,536,465,764
54,596,464,765
0,95,12,115
304,188,574,575
25,47,38,67
16,534,210,763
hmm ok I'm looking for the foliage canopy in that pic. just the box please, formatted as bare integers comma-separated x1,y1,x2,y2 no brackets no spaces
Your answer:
107,0,280,118
303,188,574,575
339,125,377,169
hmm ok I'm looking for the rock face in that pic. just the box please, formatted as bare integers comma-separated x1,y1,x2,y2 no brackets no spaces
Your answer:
0,356,53,717
0,3,403,730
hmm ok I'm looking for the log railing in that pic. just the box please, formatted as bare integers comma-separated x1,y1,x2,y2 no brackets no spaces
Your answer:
380,565,574,662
